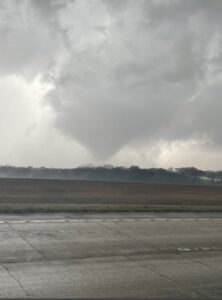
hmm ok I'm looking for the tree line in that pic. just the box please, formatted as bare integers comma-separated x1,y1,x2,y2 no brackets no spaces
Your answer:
0,165,221,185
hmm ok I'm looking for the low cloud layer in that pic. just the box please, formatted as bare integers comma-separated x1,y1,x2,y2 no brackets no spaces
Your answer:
0,0,222,168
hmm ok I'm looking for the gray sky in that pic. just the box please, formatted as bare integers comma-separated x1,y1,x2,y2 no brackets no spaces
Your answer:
0,0,222,169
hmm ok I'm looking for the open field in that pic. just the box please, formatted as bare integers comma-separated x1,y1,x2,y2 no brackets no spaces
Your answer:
0,178,222,212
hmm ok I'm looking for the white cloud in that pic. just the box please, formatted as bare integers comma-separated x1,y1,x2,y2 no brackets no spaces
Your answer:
0,75,91,167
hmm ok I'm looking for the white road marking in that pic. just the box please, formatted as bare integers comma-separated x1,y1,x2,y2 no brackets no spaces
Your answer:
7,220,27,224
46,219,67,223
177,246,222,252
68,219,86,222
30,220,50,223
0,217,220,224
200,247,210,251
177,248,191,252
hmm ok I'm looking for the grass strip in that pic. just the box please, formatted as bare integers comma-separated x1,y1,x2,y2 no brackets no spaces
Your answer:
0,204,222,213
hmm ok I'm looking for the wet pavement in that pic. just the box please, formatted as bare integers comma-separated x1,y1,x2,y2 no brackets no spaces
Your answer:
0,213,221,298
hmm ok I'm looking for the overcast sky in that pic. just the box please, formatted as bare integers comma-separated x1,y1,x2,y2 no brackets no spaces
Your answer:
0,0,222,170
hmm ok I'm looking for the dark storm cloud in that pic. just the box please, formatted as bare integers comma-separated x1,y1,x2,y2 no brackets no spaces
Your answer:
1,0,222,160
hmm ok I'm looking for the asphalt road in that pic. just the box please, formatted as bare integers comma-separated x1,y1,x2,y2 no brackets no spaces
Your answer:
0,213,221,298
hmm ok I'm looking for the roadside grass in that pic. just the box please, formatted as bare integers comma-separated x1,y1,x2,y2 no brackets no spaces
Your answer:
0,204,222,213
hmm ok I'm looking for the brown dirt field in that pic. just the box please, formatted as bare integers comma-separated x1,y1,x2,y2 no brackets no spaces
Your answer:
0,178,222,208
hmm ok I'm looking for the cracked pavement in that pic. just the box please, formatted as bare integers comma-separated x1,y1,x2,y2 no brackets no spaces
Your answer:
0,213,221,298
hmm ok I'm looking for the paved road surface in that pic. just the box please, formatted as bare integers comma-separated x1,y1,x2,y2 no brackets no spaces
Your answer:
0,213,221,298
